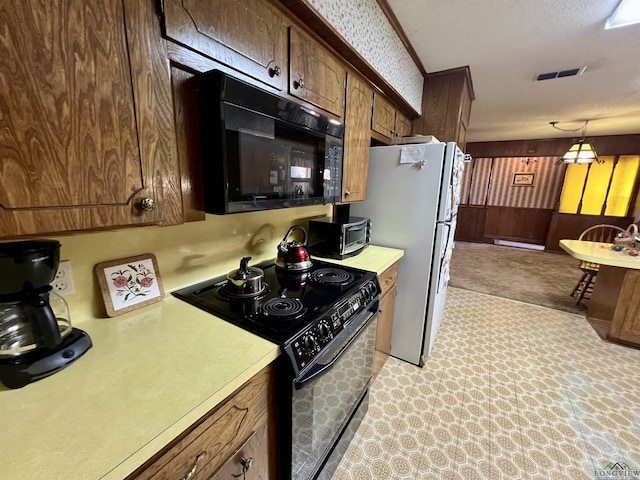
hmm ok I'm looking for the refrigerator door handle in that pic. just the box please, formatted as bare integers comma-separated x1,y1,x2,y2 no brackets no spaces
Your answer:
435,223,452,294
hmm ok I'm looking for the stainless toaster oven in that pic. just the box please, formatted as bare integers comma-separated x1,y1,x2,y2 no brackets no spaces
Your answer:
308,216,371,259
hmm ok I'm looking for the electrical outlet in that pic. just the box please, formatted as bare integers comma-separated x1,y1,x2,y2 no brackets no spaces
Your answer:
53,260,76,296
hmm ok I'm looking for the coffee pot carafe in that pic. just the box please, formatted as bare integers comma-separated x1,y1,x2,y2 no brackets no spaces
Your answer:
0,240,92,389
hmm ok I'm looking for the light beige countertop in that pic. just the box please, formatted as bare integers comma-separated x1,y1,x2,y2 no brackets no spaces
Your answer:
559,239,640,269
1,297,280,480
313,245,404,274
1,245,402,480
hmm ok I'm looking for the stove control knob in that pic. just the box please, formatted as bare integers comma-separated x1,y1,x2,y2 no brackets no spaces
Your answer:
303,334,317,353
318,321,331,340
360,287,370,302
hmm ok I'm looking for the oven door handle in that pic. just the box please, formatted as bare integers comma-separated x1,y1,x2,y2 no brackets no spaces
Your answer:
294,309,378,389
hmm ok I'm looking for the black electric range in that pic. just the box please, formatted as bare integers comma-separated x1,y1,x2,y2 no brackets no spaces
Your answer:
172,259,379,377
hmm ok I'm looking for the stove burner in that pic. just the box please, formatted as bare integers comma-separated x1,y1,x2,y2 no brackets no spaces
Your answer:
310,268,354,286
218,283,269,301
262,298,306,319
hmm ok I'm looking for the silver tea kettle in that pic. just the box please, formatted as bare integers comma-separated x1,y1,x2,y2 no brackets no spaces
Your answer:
226,257,265,296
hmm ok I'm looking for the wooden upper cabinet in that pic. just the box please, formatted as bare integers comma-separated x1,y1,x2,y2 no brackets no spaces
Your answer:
341,73,373,203
372,92,412,140
0,0,182,238
413,66,474,150
288,26,346,118
371,93,396,138
162,0,288,90
395,111,412,138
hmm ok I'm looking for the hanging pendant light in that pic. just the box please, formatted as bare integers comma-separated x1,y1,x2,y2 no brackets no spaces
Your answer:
561,139,599,164
550,120,603,164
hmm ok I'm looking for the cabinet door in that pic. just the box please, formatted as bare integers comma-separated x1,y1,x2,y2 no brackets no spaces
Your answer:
395,111,412,138
341,73,373,203
0,0,182,238
373,287,397,379
376,288,397,355
371,93,396,138
162,0,288,91
457,83,472,149
289,27,346,118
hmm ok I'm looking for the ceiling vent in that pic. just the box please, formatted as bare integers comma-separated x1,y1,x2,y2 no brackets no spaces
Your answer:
535,66,587,81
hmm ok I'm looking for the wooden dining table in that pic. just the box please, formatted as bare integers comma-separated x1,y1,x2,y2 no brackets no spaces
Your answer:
560,239,640,348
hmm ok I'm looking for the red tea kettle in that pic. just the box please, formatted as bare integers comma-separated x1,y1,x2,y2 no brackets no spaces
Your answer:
276,226,313,272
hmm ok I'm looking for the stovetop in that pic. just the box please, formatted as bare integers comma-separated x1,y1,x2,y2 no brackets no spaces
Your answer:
172,259,379,346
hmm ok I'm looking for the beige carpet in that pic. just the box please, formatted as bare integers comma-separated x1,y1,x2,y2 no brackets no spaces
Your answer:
449,241,586,314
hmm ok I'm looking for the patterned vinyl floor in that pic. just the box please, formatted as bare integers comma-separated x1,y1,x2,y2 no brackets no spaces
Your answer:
332,287,640,479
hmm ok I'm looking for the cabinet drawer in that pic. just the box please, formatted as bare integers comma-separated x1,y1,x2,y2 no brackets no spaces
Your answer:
209,424,269,480
131,365,274,480
378,262,399,298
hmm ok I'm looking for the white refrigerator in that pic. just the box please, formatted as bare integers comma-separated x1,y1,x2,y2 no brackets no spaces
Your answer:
351,141,466,366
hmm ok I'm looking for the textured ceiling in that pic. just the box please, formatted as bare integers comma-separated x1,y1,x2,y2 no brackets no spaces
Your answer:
387,0,640,143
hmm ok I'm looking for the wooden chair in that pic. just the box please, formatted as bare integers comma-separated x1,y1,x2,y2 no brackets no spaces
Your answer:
570,224,627,305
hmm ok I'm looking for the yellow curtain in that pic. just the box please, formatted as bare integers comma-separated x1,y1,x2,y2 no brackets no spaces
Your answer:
559,156,640,216
607,156,640,216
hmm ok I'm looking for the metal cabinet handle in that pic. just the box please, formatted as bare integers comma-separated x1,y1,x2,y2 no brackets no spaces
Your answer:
182,451,206,480
139,197,155,212
295,78,304,89
344,189,351,197
269,65,281,77
232,456,254,478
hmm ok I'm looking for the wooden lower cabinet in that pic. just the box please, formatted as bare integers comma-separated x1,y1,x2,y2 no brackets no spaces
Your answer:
128,362,277,480
373,261,399,379
589,266,640,347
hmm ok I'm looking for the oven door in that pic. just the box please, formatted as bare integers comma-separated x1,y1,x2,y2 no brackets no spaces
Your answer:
290,304,378,480
341,221,369,256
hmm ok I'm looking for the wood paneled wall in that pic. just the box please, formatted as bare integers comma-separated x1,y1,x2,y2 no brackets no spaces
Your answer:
484,207,554,244
544,213,634,252
458,157,564,243
457,134,640,247
455,206,486,242
467,134,640,158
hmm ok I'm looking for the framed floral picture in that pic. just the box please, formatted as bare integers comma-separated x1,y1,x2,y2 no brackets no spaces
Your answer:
95,254,164,317
511,172,535,186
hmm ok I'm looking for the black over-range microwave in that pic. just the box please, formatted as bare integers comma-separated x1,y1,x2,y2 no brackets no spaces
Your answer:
197,70,344,214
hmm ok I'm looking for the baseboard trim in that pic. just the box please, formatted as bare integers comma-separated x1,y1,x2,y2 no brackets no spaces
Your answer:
494,239,545,251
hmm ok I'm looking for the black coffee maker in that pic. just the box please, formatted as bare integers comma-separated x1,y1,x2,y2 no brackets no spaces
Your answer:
0,240,92,388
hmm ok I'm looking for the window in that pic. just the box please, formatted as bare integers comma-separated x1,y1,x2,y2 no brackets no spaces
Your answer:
558,155,640,216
